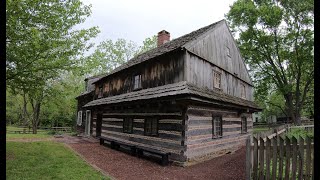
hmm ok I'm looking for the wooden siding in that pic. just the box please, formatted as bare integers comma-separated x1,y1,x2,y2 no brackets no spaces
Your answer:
185,52,253,101
184,21,252,85
185,105,252,161
94,51,184,99
90,103,187,162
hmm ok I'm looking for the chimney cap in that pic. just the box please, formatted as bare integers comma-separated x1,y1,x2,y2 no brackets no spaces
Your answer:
158,30,170,35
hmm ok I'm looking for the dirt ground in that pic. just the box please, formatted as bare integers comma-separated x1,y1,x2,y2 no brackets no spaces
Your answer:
58,135,246,180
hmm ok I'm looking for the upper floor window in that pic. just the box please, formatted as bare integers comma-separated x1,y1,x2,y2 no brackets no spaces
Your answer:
240,83,246,99
213,70,221,89
134,74,142,90
98,86,103,98
226,46,231,57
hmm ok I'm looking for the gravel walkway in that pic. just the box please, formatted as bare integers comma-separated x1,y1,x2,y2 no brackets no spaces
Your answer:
63,136,246,180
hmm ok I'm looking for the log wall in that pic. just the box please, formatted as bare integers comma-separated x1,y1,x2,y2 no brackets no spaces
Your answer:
184,105,253,163
90,102,187,162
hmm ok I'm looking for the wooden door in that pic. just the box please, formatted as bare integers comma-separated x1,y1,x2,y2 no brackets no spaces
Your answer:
96,113,102,137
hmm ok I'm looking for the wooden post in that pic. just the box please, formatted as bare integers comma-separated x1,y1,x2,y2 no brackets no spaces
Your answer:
246,137,252,180
266,137,271,180
272,137,277,180
291,136,298,180
305,136,311,180
279,137,284,179
285,136,291,180
259,137,265,180
298,136,305,180
253,137,258,180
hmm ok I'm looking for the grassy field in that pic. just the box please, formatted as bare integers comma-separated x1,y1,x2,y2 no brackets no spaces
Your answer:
252,127,270,134
6,126,108,180
6,126,52,139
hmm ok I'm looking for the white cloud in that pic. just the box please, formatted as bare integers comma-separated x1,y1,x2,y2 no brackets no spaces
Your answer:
76,0,236,48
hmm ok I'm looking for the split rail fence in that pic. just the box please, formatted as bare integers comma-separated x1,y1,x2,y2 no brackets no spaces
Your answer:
246,135,314,180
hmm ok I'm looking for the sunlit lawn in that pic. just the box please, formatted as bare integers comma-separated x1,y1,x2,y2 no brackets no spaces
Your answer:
6,126,51,139
253,127,270,134
6,141,107,180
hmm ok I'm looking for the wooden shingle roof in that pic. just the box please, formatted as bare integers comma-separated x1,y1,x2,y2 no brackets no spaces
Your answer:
83,81,261,110
93,20,224,84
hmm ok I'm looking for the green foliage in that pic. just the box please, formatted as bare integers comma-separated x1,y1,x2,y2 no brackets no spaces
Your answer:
136,35,157,55
6,0,99,91
85,35,157,76
6,0,99,132
6,141,107,180
285,128,314,139
85,39,138,75
226,0,314,124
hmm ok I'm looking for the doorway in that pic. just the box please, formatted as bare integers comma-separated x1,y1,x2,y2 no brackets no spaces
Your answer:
85,110,91,136
96,113,102,137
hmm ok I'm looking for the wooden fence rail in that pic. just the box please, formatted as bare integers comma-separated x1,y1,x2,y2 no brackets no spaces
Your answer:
246,135,314,180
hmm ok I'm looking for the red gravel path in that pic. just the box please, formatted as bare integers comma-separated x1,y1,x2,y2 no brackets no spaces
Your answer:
61,136,246,180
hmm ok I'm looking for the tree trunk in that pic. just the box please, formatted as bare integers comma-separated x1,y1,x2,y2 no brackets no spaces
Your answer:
31,100,41,134
22,93,29,126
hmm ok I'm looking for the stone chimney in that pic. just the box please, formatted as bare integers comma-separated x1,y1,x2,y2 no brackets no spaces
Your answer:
157,30,170,47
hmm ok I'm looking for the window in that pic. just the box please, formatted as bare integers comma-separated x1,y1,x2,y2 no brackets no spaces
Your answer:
144,118,158,136
133,74,142,89
213,70,221,89
241,117,247,133
226,46,231,57
240,83,246,99
77,111,83,126
123,118,133,133
212,116,222,138
98,86,103,98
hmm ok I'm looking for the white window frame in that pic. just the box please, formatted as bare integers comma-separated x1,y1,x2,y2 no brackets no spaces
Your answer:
85,110,91,136
77,111,82,126
213,70,221,89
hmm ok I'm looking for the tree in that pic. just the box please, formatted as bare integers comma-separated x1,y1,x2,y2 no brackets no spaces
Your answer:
85,35,157,76
6,0,99,133
136,35,157,55
226,0,314,125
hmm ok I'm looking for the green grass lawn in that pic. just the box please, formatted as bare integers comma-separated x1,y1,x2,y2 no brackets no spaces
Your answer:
6,141,108,180
6,126,52,139
253,127,270,134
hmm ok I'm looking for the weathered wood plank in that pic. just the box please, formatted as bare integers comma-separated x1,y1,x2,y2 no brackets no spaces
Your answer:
246,137,251,180
272,137,277,180
298,136,304,180
285,136,291,180
291,136,298,180
306,136,311,180
253,137,258,180
265,137,271,180
259,137,265,180
279,137,284,179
